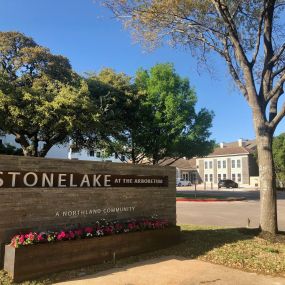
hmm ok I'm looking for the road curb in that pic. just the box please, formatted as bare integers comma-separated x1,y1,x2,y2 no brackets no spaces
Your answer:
176,197,247,202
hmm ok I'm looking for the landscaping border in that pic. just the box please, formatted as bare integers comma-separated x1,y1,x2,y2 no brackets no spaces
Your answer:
4,226,181,282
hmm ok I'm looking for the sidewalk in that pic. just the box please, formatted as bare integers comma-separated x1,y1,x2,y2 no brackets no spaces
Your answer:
55,257,285,285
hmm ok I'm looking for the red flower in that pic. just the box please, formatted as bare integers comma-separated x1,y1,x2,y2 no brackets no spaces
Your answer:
74,229,83,237
69,231,75,239
84,227,93,234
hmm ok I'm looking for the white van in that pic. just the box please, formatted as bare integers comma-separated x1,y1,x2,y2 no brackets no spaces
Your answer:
176,178,192,187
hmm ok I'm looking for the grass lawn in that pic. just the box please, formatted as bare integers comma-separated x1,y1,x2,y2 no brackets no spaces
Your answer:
1,225,285,284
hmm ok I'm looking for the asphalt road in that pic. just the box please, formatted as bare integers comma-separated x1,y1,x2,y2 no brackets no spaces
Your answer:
176,190,285,230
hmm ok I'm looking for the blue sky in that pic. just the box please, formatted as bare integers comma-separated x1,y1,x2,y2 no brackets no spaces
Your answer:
1,0,284,143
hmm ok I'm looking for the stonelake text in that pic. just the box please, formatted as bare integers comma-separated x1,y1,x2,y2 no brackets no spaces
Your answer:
0,171,166,188
0,172,112,187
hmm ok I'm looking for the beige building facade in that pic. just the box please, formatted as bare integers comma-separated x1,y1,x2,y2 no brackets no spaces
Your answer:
196,139,259,186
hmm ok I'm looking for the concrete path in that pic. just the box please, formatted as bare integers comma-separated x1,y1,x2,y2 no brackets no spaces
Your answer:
55,257,285,285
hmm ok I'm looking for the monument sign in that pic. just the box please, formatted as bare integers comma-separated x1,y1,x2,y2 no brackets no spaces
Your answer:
0,154,176,266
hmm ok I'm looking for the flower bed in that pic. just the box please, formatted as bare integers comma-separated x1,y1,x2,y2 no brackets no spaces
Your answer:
10,218,169,248
4,219,180,282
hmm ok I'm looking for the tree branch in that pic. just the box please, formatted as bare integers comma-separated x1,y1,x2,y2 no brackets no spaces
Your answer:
251,9,265,66
273,65,285,78
268,42,285,66
38,133,67,157
268,91,281,122
222,39,248,99
266,72,285,102
269,100,285,130
260,0,276,101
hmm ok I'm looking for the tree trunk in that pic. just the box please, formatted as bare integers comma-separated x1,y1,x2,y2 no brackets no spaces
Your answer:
22,147,31,156
131,137,136,164
38,141,53,157
15,134,32,156
31,135,39,157
256,130,278,234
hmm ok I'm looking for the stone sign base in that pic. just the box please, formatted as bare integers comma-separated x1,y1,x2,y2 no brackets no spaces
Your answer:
4,227,181,282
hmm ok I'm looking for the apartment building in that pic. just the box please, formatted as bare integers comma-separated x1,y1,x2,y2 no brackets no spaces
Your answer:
196,139,259,186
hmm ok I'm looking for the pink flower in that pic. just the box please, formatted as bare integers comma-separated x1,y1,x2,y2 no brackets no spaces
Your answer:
37,234,45,242
57,231,66,240
19,235,25,244
28,233,36,241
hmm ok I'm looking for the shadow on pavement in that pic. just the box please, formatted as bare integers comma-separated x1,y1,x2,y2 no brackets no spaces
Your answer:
29,227,257,284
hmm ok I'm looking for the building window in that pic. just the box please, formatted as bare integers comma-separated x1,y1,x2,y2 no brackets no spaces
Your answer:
223,160,226,168
205,161,208,169
209,174,213,182
232,173,236,181
183,173,189,180
96,151,101,158
237,159,241,168
237,173,241,182
223,174,226,180
218,174,221,181
89,150,94,157
232,160,235,168
217,161,221,168
205,174,208,182
209,161,213,169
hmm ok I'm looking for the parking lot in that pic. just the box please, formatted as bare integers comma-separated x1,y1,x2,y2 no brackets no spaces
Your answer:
176,189,285,230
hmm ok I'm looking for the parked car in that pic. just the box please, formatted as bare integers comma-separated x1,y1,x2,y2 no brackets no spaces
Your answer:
176,178,192,187
218,179,238,189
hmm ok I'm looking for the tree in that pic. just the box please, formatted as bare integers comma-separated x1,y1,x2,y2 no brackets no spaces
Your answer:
272,133,285,187
0,32,92,157
134,63,214,164
101,0,285,234
82,65,214,164
81,68,136,162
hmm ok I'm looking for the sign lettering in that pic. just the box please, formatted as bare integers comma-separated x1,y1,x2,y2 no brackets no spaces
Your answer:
0,171,168,188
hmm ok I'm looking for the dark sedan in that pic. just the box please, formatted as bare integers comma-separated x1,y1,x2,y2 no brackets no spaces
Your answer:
218,179,238,189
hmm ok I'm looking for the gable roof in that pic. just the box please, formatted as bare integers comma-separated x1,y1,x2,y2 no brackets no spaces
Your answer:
203,139,257,158
158,157,196,170
207,146,250,157
223,139,256,151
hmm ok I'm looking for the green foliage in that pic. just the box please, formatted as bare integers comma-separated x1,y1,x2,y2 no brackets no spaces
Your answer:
134,63,214,163
0,32,94,157
83,64,214,164
273,133,285,186
76,68,135,159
